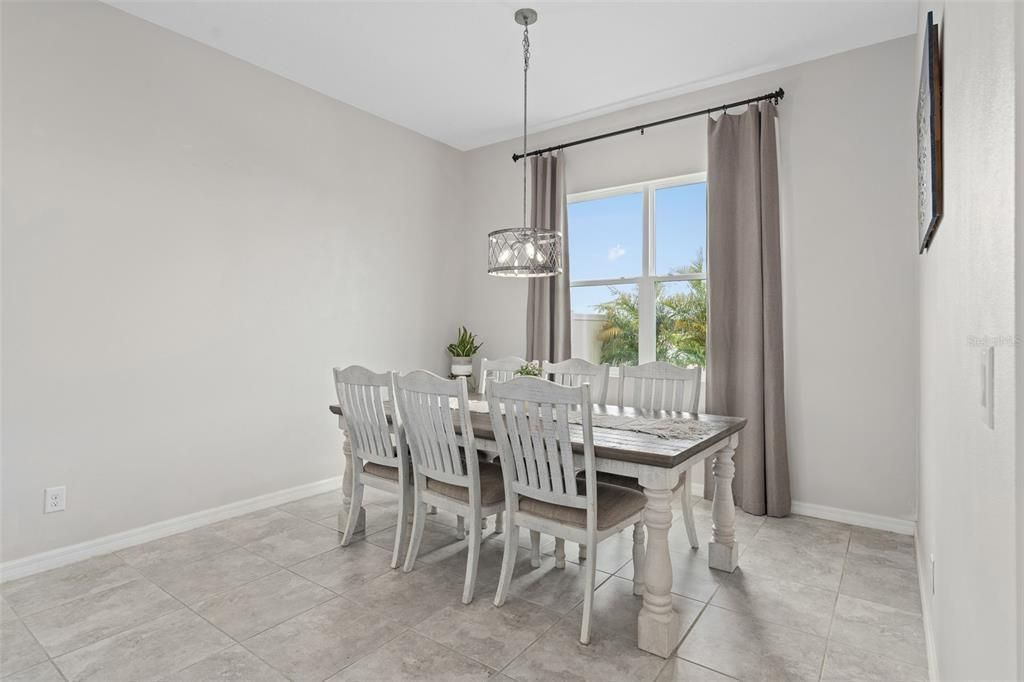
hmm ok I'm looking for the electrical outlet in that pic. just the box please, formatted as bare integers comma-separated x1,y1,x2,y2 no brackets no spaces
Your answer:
44,486,66,513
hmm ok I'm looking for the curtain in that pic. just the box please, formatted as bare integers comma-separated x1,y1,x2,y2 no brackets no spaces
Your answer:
703,102,791,517
526,152,571,362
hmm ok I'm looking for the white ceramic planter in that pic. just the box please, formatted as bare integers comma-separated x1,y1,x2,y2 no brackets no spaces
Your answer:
450,357,473,378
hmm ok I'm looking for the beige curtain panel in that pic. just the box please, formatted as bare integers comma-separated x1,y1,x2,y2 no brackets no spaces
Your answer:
526,152,571,363
704,102,791,517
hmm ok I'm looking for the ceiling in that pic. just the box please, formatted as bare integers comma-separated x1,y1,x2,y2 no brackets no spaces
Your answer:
108,1,918,151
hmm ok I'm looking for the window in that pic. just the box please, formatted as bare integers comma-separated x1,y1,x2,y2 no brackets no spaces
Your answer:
568,173,707,368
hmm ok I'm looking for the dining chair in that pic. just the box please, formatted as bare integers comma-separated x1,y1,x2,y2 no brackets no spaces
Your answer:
487,377,647,645
543,358,610,405
334,365,411,569
479,356,527,395
395,370,505,604
587,361,704,550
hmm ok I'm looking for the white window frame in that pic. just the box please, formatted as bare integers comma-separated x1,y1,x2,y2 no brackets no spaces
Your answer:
567,171,707,366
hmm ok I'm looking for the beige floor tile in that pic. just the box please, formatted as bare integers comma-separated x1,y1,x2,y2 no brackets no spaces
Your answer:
507,554,614,615
23,578,179,657
160,644,287,681
565,575,702,643
276,490,343,521
52,609,232,682
2,660,65,682
316,503,399,537
678,512,761,553
193,570,334,640
655,658,737,682
2,554,140,617
848,528,917,571
208,509,307,546
1,617,49,677
339,563,468,626
116,527,236,572
289,542,395,592
739,537,847,591
677,605,827,682
839,553,921,613
242,597,405,682
327,630,492,681
710,570,837,637
0,596,17,624
241,518,343,566
138,547,279,605
755,515,852,551
829,594,927,668
820,640,928,681
616,548,728,603
367,519,466,565
414,595,560,670
502,619,665,682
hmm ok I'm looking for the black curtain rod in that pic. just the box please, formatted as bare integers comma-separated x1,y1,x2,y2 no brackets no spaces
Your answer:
512,87,785,162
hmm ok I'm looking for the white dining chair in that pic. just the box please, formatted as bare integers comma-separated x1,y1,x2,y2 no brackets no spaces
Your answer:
334,365,411,569
596,361,704,550
479,356,527,395
543,358,611,405
395,370,505,604
487,377,647,645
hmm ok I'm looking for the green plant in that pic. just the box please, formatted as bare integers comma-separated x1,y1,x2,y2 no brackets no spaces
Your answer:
514,361,541,377
446,326,483,358
595,252,707,367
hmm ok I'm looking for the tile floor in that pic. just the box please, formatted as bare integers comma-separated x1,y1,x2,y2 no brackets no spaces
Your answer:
1,487,928,681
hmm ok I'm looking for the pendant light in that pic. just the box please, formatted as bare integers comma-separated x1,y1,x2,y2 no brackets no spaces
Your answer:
487,8,563,278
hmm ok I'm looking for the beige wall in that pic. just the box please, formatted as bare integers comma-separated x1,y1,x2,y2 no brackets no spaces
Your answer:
462,37,921,524
1,1,465,562
915,2,1018,679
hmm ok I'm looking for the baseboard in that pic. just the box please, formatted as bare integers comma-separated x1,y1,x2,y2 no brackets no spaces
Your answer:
0,476,342,583
915,532,939,680
789,500,916,535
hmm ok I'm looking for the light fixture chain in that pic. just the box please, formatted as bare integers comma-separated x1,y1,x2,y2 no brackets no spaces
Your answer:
522,23,530,229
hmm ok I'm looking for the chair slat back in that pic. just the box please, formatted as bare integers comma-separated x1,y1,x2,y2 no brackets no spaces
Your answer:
487,377,594,510
479,356,527,394
620,362,702,413
394,370,479,488
543,358,610,405
334,365,399,467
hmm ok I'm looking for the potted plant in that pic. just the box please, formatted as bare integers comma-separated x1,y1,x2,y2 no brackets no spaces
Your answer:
515,361,541,377
447,326,482,379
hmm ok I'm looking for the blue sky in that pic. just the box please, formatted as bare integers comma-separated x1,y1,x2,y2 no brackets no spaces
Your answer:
568,183,706,314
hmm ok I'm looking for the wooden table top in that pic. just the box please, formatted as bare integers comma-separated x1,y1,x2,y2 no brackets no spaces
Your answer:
328,400,745,469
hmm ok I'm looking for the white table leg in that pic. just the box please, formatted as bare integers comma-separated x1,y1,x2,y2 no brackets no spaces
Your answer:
708,434,740,572
637,485,681,658
338,437,366,534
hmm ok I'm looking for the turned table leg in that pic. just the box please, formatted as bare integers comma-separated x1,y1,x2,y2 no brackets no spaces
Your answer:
339,437,366,535
708,434,740,572
637,485,681,658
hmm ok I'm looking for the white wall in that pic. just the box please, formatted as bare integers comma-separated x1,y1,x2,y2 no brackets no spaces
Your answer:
462,37,920,524
915,2,1018,679
1,1,465,562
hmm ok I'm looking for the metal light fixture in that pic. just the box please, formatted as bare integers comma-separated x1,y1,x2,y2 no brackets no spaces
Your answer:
487,8,563,278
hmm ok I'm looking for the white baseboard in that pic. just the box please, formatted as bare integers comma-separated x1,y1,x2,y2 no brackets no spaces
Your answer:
0,476,342,583
915,533,939,680
789,500,916,535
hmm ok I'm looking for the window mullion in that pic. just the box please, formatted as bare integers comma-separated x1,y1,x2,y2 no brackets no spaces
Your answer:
638,186,655,364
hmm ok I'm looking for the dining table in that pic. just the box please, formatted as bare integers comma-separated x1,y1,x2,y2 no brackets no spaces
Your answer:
328,395,746,658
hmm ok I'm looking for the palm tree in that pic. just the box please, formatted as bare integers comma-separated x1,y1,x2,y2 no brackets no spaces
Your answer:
594,252,706,367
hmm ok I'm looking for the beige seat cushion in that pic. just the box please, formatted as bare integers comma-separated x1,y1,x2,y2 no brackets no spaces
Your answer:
363,461,400,481
519,482,646,531
580,471,684,492
426,462,505,506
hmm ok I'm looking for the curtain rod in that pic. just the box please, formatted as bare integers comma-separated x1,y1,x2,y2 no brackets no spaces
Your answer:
512,87,785,162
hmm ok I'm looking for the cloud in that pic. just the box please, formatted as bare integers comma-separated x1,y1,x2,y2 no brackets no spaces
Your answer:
607,244,626,261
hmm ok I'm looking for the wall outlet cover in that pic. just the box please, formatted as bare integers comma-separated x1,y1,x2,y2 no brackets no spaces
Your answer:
44,486,66,513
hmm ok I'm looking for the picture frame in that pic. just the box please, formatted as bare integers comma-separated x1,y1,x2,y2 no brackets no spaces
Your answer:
917,10,943,253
